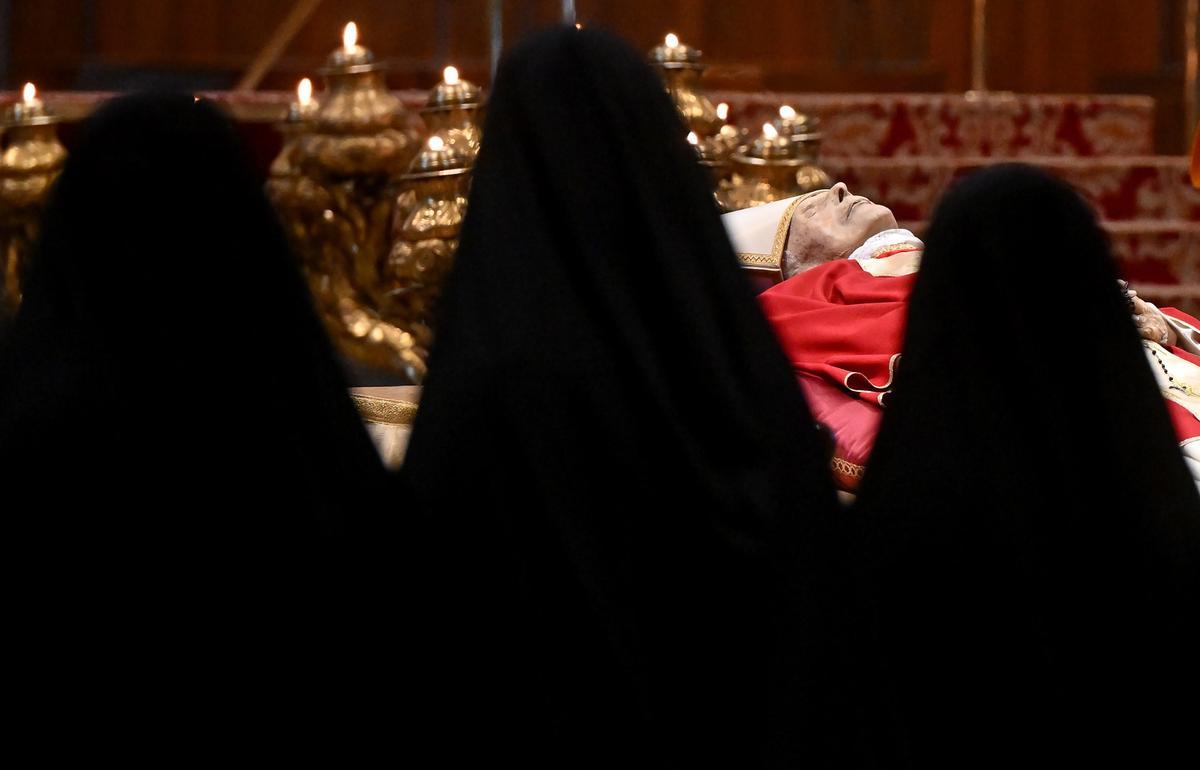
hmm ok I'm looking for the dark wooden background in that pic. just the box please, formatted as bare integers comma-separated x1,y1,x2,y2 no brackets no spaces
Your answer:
0,0,1194,152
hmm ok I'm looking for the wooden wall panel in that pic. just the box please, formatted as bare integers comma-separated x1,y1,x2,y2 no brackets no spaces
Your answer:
3,0,1195,151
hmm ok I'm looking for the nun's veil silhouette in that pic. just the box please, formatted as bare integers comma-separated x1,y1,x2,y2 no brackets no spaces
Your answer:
402,26,854,768
0,93,390,743
855,164,1200,767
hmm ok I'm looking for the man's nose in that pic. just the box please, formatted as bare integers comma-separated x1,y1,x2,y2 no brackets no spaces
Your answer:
832,182,849,202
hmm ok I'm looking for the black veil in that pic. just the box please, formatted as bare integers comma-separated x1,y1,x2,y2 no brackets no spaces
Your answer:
854,164,1200,767
0,93,389,745
401,27,852,768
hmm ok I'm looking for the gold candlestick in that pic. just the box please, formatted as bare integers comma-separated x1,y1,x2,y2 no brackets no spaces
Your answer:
688,130,732,209
650,33,721,137
300,22,419,176
720,123,807,211
0,83,66,315
267,76,426,381
277,22,426,381
420,65,484,161
772,105,831,193
713,102,748,158
385,134,470,352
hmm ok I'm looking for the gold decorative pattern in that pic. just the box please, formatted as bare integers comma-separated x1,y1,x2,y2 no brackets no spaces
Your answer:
351,393,419,425
738,251,780,269
770,195,807,265
831,456,865,479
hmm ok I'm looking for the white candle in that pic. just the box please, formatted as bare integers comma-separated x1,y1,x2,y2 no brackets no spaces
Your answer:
297,78,313,107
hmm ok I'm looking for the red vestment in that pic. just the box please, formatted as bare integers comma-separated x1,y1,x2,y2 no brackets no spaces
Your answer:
760,257,1200,491
759,250,916,490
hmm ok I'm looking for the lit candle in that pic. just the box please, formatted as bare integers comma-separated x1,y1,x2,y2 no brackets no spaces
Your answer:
762,123,778,139
343,21,359,52
22,82,40,109
665,33,680,48
716,102,729,122
442,66,459,86
11,81,45,121
427,135,446,152
297,77,313,108
687,131,699,146
779,105,796,120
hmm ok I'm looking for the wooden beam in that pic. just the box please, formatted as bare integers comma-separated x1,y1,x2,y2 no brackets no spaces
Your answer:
235,0,324,92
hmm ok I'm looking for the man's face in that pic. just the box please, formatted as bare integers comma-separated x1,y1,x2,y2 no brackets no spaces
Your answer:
783,183,898,277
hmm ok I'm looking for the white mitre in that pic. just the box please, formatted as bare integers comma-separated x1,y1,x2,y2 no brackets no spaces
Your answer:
721,196,804,278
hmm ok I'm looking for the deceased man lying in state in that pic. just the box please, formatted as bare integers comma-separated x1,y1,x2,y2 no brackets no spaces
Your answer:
723,183,1200,492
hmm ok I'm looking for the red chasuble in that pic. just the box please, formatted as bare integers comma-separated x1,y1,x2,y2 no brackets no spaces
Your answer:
758,236,921,491
726,197,1200,492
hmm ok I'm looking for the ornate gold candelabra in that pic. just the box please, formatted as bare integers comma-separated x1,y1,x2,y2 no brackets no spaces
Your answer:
272,23,426,381
688,130,732,209
393,63,482,225
420,66,483,161
713,101,748,159
772,105,831,194
719,122,806,211
0,83,65,315
650,33,721,137
385,134,470,349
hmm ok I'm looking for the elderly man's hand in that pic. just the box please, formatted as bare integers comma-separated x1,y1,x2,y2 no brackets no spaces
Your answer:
1131,294,1177,346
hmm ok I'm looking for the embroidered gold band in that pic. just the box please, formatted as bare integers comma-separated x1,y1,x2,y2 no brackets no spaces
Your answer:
351,393,419,425
738,251,781,270
770,196,807,265
831,456,865,479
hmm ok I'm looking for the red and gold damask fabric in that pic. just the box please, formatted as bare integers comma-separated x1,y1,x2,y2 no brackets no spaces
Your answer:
711,92,1155,158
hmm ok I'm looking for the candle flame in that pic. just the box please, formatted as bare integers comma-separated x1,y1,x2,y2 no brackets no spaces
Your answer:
762,123,778,139
297,78,313,106
779,105,796,120
443,66,459,85
716,102,729,121
343,21,358,50
428,135,446,152
665,33,679,48
22,82,36,104
687,131,699,146
575,22,582,29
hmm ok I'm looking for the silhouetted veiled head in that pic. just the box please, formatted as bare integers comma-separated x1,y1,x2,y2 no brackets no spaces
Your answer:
0,95,390,731
856,164,1200,766
3,92,381,509
402,27,852,767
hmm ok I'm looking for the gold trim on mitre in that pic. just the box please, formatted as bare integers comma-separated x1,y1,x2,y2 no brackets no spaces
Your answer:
771,195,807,266
351,393,419,425
738,251,781,271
